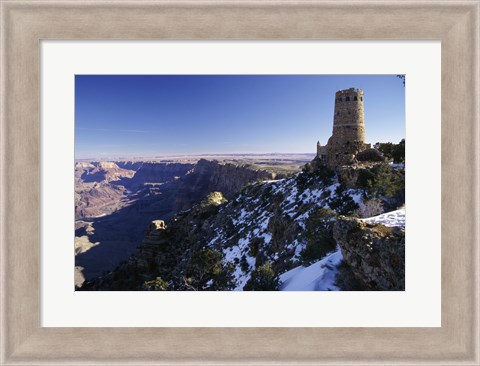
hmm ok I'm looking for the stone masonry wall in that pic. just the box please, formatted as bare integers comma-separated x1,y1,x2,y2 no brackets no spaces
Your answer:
325,88,367,167
317,88,366,167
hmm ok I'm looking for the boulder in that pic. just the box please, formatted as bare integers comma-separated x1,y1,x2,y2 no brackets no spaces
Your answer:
356,148,384,162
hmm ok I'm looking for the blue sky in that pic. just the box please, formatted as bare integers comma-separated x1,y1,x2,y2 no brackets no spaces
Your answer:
75,75,405,159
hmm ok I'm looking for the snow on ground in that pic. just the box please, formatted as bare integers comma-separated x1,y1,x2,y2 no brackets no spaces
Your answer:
279,247,343,291
362,207,405,228
218,167,405,291
279,207,405,291
389,162,405,169
346,189,363,205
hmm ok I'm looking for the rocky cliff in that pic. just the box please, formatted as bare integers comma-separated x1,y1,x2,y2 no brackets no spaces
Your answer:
78,161,135,183
75,159,278,284
122,162,195,189
80,162,405,291
334,216,405,290
77,160,405,291
170,159,275,212
75,182,128,220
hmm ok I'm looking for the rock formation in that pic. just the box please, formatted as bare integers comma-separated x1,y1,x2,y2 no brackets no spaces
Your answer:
123,162,195,189
80,161,135,183
143,220,168,245
333,217,405,290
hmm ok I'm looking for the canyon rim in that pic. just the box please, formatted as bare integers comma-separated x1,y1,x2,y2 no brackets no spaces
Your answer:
74,75,405,291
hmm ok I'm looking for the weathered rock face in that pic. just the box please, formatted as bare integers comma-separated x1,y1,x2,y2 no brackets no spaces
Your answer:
124,162,195,189
143,220,168,245
115,161,144,171
75,162,96,180
79,161,136,183
75,182,127,220
171,159,275,212
337,166,361,188
333,217,405,290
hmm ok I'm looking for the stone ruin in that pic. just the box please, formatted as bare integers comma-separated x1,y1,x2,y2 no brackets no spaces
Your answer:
316,88,371,168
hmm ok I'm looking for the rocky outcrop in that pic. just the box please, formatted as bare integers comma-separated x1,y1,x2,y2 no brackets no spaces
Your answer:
337,166,361,188
75,162,96,180
76,161,135,183
75,235,99,255
356,148,384,162
333,217,405,290
143,220,168,245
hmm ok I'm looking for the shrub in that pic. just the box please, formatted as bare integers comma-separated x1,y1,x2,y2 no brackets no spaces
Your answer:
224,218,236,238
376,139,405,163
185,248,235,290
240,254,250,272
144,276,169,291
243,262,280,291
248,237,263,257
355,164,405,206
297,165,335,190
267,215,298,253
355,198,384,218
356,169,376,189
314,165,335,185
328,192,359,215
295,171,313,190
300,207,337,265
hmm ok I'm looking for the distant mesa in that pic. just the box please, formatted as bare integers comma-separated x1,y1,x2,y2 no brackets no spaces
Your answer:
316,88,374,168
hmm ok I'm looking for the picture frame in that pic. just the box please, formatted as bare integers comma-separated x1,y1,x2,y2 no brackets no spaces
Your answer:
0,0,478,364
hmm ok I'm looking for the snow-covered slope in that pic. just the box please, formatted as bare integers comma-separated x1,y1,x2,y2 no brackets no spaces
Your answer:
205,171,365,290
279,248,343,291
278,207,406,291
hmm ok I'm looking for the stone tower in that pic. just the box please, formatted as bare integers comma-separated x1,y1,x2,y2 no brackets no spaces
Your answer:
324,88,367,166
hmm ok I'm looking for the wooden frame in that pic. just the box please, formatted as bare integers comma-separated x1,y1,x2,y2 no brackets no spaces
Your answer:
1,0,478,364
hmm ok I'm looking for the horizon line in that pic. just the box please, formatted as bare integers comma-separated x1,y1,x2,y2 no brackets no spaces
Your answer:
74,152,318,161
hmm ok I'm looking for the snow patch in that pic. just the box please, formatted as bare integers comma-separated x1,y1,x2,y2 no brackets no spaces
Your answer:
279,247,343,291
362,208,405,228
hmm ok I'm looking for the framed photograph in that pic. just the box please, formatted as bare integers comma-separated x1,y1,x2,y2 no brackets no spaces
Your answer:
1,1,478,364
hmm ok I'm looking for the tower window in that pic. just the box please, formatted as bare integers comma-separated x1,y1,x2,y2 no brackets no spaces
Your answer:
338,97,342,102
360,97,363,101
354,96,357,101
346,96,350,101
